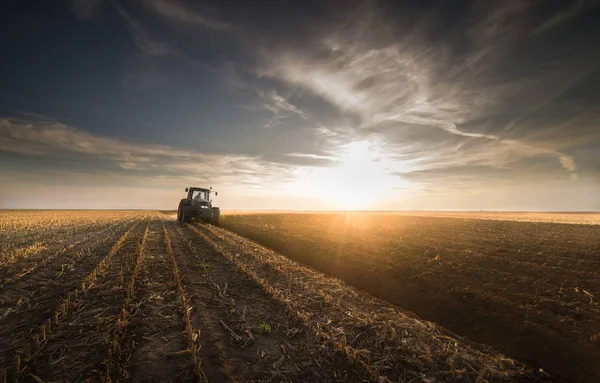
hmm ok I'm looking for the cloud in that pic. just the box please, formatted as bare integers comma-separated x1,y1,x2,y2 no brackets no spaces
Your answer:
559,155,577,172
112,1,172,56
260,90,308,128
253,3,582,179
0,117,293,188
262,90,306,119
219,62,309,128
381,115,498,140
533,0,596,34
285,153,336,161
380,116,578,173
71,0,103,20
143,0,230,30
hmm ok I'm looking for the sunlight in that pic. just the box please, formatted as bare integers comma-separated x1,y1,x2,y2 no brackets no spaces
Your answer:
292,138,414,209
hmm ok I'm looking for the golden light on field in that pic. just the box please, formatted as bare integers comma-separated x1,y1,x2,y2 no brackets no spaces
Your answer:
292,139,413,209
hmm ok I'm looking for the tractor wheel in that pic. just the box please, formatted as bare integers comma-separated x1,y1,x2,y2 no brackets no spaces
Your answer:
177,205,182,222
211,208,220,225
182,206,193,223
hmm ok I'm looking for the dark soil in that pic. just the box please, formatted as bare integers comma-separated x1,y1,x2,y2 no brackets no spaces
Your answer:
168,220,368,382
0,211,570,382
126,220,194,383
221,213,600,383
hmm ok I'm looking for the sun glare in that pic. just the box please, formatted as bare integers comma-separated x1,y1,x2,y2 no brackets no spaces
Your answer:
293,138,413,210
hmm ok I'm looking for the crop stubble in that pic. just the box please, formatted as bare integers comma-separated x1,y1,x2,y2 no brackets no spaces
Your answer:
0,211,561,382
220,213,600,383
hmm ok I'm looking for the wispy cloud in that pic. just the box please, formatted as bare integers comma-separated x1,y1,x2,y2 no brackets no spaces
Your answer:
260,90,308,128
0,117,293,188
142,0,230,30
112,1,172,56
219,63,309,128
534,0,597,34
254,3,582,179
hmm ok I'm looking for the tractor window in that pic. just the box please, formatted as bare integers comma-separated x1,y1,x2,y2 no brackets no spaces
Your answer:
192,190,209,200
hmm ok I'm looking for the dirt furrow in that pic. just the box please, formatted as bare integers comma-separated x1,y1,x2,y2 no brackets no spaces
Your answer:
1,218,148,382
162,221,207,382
168,219,368,382
0,219,140,319
0,219,143,373
220,215,600,383
193,222,550,383
125,219,194,382
0,216,138,288
0,214,138,248
101,219,152,382
0,216,139,271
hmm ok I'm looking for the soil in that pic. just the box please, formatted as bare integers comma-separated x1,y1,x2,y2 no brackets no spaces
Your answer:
220,213,600,383
0,211,556,382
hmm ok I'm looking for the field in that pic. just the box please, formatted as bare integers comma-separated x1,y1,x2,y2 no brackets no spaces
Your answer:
220,213,600,383
0,211,561,382
224,211,600,225
1,212,597,383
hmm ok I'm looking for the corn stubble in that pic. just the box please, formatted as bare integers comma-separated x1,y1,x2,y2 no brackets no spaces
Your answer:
162,222,208,382
187,221,550,383
0,211,147,381
101,221,150,382
0,211,557,382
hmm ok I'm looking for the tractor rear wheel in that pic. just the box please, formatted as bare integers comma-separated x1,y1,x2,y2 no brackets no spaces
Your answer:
182,205,193,223
211,208,220,225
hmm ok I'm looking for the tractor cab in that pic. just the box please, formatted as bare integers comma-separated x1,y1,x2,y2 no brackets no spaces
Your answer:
185,187,218,202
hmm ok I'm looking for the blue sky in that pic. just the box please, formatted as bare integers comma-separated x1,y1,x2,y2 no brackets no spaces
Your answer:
1,0,599,210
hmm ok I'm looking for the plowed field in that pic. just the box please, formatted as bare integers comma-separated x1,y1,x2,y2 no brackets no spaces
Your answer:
0,210,574,382
221,213,600,383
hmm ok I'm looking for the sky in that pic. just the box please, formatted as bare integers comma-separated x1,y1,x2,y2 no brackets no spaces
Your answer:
1,0,599,211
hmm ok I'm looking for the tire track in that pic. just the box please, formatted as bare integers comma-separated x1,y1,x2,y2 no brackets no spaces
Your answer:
126,219,194,382
162,220,207,383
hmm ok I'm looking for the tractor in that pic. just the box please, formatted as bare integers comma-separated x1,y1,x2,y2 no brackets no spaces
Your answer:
177,186,220,225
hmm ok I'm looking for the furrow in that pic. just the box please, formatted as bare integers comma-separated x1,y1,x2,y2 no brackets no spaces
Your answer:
192,222,550,383
0,217,137,287
100,218,152,382
0,219,140,319
0,219,141,373
168,218,368,382
162,220,207,383
0,216,139,271
124,219,194,382
0,217,148,382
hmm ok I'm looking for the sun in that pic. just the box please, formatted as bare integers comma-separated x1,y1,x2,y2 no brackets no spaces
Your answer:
320,182,376,210
296,138,411,210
